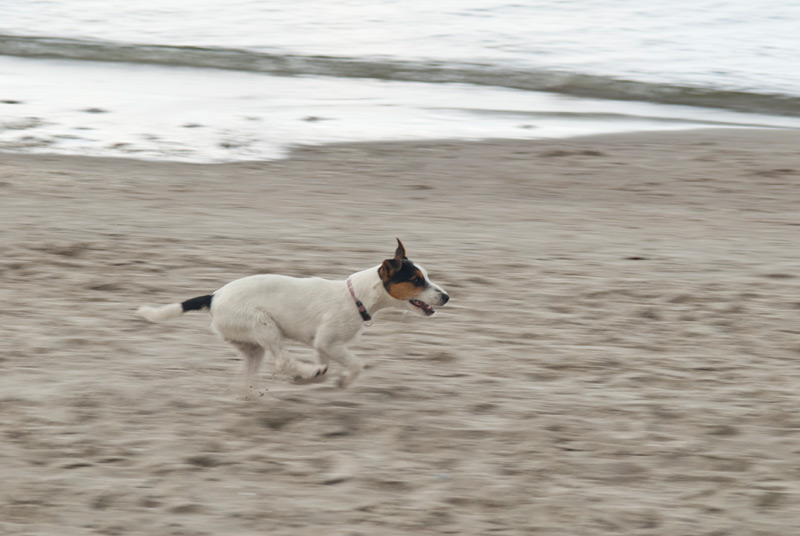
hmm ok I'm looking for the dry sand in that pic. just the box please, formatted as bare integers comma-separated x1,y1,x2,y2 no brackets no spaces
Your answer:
2,128,800,535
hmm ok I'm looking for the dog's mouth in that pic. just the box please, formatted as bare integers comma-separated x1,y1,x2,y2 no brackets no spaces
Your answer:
409,299,435,316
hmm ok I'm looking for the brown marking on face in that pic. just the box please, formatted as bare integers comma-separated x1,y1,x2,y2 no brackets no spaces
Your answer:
408,268,425,286
386,281,425,301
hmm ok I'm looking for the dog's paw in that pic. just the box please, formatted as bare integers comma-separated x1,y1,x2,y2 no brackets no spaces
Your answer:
292,365,328,384
337,374,355,389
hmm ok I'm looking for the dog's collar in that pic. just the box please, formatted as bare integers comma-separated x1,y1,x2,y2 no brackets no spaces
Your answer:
346,278,372,323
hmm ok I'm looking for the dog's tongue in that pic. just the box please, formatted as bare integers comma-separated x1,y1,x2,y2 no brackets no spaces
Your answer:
410,299,435,315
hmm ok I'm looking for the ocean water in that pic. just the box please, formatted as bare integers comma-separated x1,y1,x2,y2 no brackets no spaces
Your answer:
1,0,799,162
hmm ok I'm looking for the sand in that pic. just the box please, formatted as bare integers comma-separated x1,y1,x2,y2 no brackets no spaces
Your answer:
2,128,800,535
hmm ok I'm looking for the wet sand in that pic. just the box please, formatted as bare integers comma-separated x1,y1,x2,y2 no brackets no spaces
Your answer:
2,128,800,535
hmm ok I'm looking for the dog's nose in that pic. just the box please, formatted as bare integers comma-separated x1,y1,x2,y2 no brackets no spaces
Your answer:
441,293,450,305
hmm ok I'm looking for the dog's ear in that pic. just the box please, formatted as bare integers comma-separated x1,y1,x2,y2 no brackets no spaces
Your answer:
394,238,407,260
379,259,399,282
379,239,406,282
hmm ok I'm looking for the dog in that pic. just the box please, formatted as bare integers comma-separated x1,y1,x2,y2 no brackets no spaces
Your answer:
137,239,449,391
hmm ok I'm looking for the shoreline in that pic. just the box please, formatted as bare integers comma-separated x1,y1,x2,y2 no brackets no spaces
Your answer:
5,52,800,164
3,127,800,534
1,124,797,167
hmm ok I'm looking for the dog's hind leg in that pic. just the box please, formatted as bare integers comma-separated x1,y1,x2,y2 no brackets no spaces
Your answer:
273,344,328,383
315,344,362,388
230,341,265,396
254,316,327,383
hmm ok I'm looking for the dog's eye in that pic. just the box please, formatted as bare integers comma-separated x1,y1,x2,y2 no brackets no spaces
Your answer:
412,277,423,285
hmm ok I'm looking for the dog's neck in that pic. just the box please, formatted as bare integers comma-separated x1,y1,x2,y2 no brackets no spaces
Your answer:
346,265,394,318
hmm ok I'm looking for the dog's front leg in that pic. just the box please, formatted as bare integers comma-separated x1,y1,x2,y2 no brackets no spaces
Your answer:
316,344,363,388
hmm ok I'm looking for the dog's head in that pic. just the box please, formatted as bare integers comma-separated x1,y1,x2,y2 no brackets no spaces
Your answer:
378,238,449,316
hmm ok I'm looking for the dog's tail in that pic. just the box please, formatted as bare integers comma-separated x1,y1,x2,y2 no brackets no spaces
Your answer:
137,294,213,323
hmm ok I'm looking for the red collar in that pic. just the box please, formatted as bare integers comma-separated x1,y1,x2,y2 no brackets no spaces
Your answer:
346,278,372,323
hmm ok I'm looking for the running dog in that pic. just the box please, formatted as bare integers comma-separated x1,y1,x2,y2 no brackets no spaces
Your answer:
137,239,449,391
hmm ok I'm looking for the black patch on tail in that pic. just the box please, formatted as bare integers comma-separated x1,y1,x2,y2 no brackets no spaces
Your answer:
181,294,213,312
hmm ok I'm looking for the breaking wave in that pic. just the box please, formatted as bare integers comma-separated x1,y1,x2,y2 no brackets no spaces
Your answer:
2,33,799,117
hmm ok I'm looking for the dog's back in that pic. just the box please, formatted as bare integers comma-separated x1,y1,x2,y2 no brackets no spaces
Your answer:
210,274,345,345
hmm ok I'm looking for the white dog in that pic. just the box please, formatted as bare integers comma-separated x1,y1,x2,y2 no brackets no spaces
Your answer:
137,239,449,391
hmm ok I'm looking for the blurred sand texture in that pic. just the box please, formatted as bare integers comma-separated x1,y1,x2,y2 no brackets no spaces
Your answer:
2,128,800,535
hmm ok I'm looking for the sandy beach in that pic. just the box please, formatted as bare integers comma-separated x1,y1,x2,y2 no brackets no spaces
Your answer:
2,128,800,535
